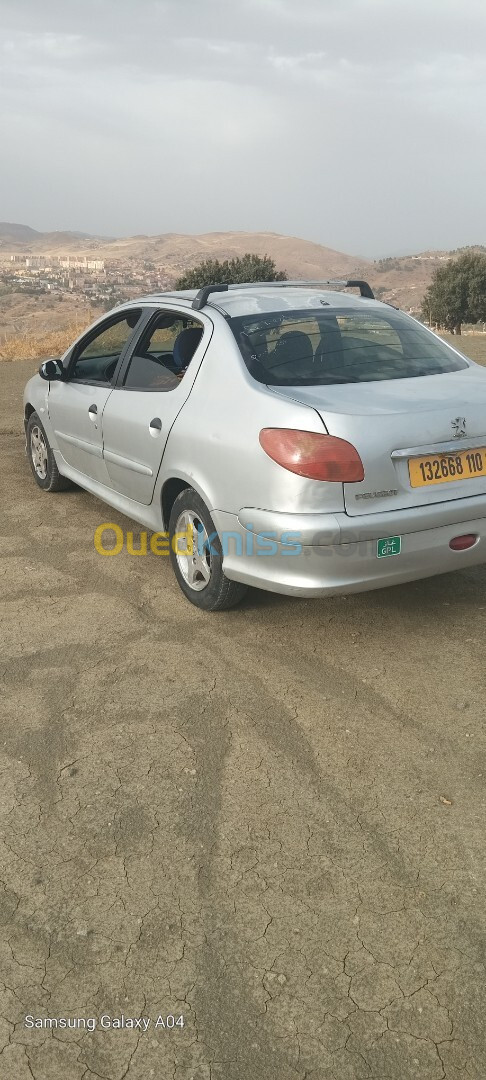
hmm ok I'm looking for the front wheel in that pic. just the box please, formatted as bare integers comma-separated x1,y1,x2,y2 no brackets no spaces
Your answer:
168,489,248,611
26,412,72,492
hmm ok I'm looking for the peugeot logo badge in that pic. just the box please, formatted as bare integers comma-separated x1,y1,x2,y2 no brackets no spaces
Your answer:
451,417,467,438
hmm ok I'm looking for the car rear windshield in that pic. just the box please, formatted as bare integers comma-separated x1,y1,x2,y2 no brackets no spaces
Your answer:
229,308,469,385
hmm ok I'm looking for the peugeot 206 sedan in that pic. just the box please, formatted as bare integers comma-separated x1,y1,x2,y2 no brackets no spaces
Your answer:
23,280,486,610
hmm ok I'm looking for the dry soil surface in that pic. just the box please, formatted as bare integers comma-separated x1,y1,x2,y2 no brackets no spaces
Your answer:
1,360,485,1080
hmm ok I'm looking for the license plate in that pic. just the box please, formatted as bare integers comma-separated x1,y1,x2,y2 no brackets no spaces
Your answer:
409,447,486,488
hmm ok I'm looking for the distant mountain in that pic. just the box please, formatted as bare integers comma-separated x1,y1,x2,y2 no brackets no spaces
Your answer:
0,223,371,284
0,222,98,247
105,230,370,281
0,222,41,242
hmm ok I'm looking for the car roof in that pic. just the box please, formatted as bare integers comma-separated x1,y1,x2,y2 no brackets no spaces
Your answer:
125,285,382,319
206,287,381,317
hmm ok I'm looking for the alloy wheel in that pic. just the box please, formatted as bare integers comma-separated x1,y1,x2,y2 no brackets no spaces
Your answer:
173,510,212,591
30,425,48,480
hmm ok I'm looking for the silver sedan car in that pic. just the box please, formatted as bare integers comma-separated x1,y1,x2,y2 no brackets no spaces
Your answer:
23,280,486,610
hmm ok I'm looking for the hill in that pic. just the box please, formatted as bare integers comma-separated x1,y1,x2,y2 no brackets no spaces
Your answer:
0,223,369,280
0,222,98,249
0,222,42,243
1,223,485,316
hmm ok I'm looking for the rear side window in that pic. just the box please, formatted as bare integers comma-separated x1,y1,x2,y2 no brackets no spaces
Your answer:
230,309,469,386
123,312,203,391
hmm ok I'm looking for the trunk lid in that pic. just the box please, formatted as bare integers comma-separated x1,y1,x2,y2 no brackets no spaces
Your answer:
273,366,486,516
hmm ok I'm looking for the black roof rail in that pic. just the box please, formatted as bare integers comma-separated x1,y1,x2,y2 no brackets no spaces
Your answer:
192,279,375,309
345,280,375,299
192,284,229,310
262,278,374,298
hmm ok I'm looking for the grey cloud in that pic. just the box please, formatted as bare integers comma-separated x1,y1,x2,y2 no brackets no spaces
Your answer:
0,0,485,254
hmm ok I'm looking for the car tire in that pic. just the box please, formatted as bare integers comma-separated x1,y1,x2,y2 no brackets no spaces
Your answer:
168,488,248,611
26,412,72,492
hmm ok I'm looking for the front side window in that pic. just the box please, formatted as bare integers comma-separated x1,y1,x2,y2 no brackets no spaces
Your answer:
230,308,469,386
123,312,203,391
71,310,142,384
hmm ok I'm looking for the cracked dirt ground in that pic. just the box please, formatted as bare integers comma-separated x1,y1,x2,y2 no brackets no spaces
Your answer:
1,359,485,1080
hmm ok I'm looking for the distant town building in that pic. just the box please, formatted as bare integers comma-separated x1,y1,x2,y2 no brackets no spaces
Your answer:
59,257,105,272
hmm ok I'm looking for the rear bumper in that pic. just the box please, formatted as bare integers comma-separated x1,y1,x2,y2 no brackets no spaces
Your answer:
236,490,486,545
212,498,486,596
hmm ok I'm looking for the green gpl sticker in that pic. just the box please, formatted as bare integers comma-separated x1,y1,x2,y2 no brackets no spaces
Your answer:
377,536,402,558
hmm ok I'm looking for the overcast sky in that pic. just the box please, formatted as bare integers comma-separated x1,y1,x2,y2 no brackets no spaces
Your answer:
1,0,485,256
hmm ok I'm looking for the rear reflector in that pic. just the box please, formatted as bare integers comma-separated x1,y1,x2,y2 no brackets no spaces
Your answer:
259,428,365,482
449,534,478,551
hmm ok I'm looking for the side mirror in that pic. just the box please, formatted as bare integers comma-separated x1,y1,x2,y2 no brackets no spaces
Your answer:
39,359,64,382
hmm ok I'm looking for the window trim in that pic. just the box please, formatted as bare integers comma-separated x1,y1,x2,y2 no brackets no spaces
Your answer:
115,306,206,393
65,308,149,387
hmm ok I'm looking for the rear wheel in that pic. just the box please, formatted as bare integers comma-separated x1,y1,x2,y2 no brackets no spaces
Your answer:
26,412,72,492
168,488,248,611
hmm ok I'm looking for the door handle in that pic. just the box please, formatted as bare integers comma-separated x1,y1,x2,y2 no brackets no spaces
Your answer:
149,417,162,436
88,404,98,423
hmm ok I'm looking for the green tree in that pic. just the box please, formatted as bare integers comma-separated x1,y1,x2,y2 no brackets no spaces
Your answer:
175,253,287,290
421,252,486,334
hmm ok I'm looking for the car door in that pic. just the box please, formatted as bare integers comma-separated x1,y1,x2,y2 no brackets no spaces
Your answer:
100,307,209,504
47,309,144,484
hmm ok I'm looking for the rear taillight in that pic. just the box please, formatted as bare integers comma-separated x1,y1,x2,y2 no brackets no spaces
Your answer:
259,428,364,482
